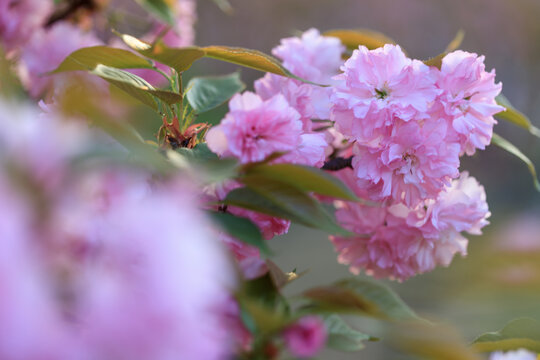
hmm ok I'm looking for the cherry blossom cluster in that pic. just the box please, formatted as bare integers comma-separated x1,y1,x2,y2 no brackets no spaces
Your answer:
206,28,498,281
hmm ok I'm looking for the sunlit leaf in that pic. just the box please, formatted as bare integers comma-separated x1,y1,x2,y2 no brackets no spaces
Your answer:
323,29,395,50
244,163,359,201
472,318,540,353
51,46,153,73
303,278,419,321
134,0,175,25
496,94,540,139
491,133,540,191
325,314,377,352
211,0,233,14
186,72,245,113
208,211,270,254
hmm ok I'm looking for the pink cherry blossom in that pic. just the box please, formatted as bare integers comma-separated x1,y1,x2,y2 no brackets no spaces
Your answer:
220,233,268,280
17,22,102,98
437,50,504,155
352,118,460,206
206,92,303,163
283,316,327,358
0,0,52,53
331,44,439,146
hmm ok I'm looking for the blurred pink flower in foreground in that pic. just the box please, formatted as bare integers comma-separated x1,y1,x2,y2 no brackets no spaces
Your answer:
283,316,327,358
0,100,237,359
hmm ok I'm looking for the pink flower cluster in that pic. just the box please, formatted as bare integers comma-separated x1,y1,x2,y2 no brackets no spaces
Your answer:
207,29,497,280
0,100,237,359
328,42,498,280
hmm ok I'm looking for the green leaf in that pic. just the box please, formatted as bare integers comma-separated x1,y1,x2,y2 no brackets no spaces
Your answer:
496,94,540,139
134,0,175,25
226,178,352,235
303,278,419,321
323,29,396,50
51,46,153,73
90,64,182,110
208,211,270,254
244,163,359,201
186,72,245,113
211,0,234,14
325,314,377,352
472,318,540,353
491,133,540,191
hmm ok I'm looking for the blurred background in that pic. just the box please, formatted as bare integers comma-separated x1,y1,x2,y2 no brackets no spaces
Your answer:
189,0,540,358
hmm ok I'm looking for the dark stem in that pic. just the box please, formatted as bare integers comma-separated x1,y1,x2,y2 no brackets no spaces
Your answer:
321,156,353,171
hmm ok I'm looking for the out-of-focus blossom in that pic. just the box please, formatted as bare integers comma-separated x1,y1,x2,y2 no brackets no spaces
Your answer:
0,0,52,53
490,349,538,360
0,100,237,359
437,51,503,155
18,22,102,98
206,92,303,164
220,233,268,280
283,316,327,358
352,118,460,206
331,44,439,146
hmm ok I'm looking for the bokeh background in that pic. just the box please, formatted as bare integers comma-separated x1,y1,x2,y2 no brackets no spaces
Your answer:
189,0,540,358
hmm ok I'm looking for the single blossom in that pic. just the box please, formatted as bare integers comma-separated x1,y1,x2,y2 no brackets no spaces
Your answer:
283,316,327,358
206,92,303,163
437,50,504,155
331,44,439,146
